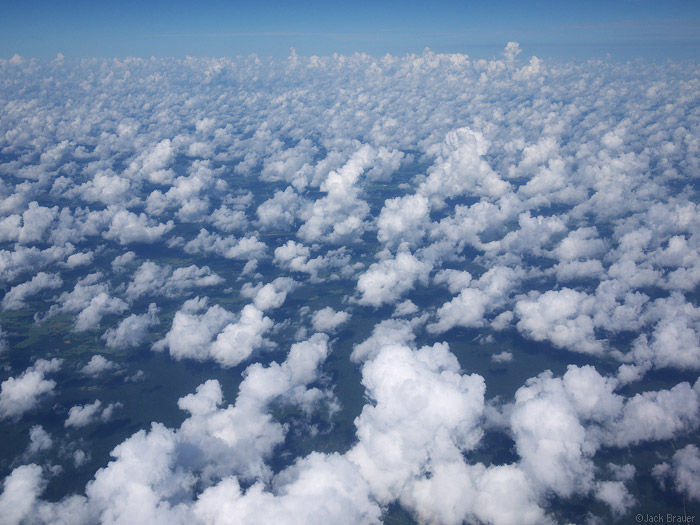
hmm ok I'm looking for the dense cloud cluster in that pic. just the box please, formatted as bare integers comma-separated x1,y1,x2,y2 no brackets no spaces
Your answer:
1,45,699,523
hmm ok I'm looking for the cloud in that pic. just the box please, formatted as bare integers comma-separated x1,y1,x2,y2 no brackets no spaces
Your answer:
102,303,160,349
392,299,419,318
0,359,62,420
26,425,53,456
125,262,224,301
351,318,418,363
256,186,306,230
241,278,296,311
654,445,700,502
356,251,432,307
22,333,335,523
41,272,128,332
594,481,635,517
427,287,490,333
2,47,700,524
183,229,267,261
418,128,511,206
376,193,430,248
491,351,513,363
0,464,45,525
154,298,274,368
297,145,375,244
311,307,350,333
102,209,174,245
348,342,485,503
65,400,122,428
80,355,121,378
1,272,63,310
515,288,603,355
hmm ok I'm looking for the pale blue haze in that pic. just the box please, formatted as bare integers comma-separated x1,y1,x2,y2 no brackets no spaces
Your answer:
1,0,699,59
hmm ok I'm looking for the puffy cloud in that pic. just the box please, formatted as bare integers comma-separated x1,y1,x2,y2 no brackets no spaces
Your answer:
102,209,174,245
183,229,267,261
297,146,375,244
10,202,59,244
256,186,306,230
511,371,596,497
0,359,62,420
102,303,160,349
80,355,121,378
3,47,700,524
154,299,274,368
273,241,361,281
356,251,432,307
241,278,296,311
125,138,175,184
274,240,324,277
65,400,122,428
311,307,350,333
433,269,472,294
428,265,523,334
125,262,224,301
594,481,635,517
508,365,700,507
41,272,128,331
654,445,700,502
418,128,510,205
348,342,486,504
1,271,63,310
111,251,136,272
515,288,603,355
0,244,73,282
351,318,418,362
72,170,133,206
376,193,430,248
23,334,334,524
0,464,45,525
207,305,275,368
192,453,381,525
427,287,490,333
64,251,94,268
392,299,419,318
594,381,700,447
26,425,52,456
491,351,513,363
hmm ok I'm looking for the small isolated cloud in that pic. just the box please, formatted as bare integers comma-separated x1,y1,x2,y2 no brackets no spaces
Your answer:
26,425,53,456
311,307,350,333
594,481,635,517
0,359,62,420
241,278,296,312
392,300,419,318
102,303,159,349
65,400,122,428
491,351,513,364
80,355,121,378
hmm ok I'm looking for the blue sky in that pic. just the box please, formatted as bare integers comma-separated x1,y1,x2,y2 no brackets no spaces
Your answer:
2,0,700,60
